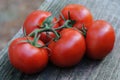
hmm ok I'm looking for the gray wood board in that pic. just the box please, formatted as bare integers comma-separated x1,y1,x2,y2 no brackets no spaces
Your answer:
0,0,120,80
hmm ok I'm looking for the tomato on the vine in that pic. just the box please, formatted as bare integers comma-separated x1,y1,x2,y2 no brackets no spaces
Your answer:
86,20,115,60
8,37,48,74
48,28,86,67
59,4,93,30
23,10,59,43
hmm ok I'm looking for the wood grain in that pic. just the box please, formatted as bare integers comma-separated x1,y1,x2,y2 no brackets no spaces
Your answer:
0,0,120,80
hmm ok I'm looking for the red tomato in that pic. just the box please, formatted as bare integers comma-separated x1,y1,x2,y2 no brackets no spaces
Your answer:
59,4,93,30
48,28,86,67
86,20,115,60
23,10,59,43
8,37,48,74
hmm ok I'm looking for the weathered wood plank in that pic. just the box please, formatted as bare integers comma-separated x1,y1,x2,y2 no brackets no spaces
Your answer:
0,0,120,80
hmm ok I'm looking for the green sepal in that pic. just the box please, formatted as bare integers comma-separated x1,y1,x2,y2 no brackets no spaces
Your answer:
42,16,54,27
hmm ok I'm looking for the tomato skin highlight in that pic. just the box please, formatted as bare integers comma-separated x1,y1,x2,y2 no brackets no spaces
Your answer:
48,28,86,67
86,20,115,60
23,10,59,43
59,4,93,29
8,37,48,74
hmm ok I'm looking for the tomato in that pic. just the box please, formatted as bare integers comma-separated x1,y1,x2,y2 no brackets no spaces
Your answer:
59,4,93,30
23,10,59,43
48,28,86,67
86,20,115,60
8,37,48,74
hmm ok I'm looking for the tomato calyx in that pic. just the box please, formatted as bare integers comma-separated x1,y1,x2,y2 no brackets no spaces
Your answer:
41,16,54,28
60,12,87,37
22,27,44,48
79,25,87,37
60,12,76,28
60,11,88,37
27,35,44,48
55,20,76,31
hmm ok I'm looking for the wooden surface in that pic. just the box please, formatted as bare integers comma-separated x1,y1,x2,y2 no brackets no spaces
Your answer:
0,0,44,50
0,0,120,80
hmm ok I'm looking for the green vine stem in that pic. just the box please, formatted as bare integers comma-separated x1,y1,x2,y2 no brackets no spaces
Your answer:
28,26,60,41
27,14,77,47
29,19,76,41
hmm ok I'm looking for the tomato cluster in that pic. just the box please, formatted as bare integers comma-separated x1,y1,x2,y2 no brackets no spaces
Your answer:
8,4,115,74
